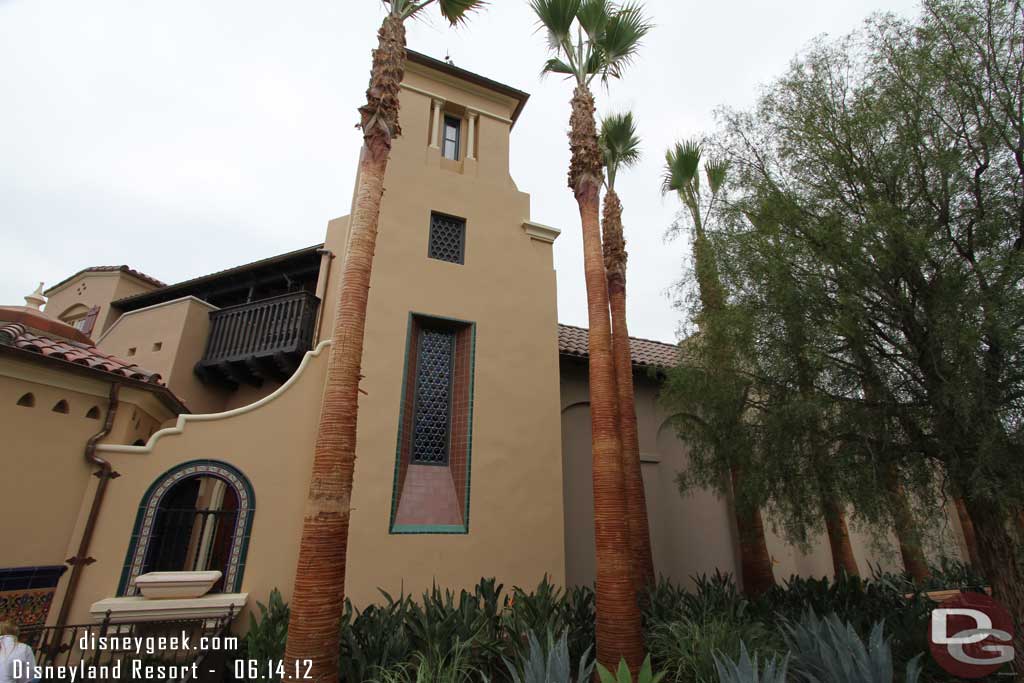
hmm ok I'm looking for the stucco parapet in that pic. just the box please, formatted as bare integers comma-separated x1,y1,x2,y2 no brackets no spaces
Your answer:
522,221,561,244
89,593,248,623
96,296,219,344
96,340,332,454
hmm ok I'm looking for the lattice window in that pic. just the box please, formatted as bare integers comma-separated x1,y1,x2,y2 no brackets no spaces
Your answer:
411,327,455,464
428,213,466,264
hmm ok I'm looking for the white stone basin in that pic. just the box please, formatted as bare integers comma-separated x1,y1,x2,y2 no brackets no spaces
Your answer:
132,570,222,599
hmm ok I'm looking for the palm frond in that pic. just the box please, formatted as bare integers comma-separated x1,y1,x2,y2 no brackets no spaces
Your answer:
662,139,702,195
599,111,642,187
541,57,576,77
704,158,729,195
529,0,581,51
597,1,652,81
576,0,612,40
437,0,487,25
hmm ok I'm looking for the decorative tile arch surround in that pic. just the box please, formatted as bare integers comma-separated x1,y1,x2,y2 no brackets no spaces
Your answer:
117,460,255,596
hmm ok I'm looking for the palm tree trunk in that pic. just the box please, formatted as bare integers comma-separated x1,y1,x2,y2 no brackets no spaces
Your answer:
730,465,776,597
602,188,656,591
953,495,984,569
883,464,930,583
569,85,644,674
822,498,860,578
283,15,405,682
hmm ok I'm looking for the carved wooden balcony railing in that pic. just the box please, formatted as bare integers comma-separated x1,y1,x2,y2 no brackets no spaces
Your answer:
195,291,319,387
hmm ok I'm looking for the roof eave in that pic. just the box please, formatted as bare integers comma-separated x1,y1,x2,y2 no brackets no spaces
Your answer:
0,344,189,415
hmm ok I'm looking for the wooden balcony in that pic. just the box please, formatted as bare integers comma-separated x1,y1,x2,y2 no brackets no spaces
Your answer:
195,291,319,387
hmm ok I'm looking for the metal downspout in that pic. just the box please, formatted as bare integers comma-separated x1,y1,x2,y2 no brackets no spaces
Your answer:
53,382,120,631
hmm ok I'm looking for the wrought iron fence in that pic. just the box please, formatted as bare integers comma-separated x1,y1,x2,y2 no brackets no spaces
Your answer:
21,608,236,681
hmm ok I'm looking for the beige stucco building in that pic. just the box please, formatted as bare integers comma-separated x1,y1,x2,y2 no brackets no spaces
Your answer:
0,51,968,639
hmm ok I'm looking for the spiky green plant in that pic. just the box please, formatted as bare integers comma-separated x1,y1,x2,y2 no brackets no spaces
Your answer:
502,629,594,683
784,611,923,683
713,643,789,683
596,655,666,683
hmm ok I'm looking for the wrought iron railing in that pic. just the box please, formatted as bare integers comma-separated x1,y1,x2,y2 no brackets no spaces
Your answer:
201,291,319,366
21,608,236,681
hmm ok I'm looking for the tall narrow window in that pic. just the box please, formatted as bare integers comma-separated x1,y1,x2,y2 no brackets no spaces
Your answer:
411,327,455,465
428,212,466,264
391,314,476,534
442,115,461,160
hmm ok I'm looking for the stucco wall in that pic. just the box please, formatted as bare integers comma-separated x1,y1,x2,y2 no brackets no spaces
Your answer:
320,63,566,605
54,59,565,621
0,369,104,568
559,359,960,589
45,272,159,337
52,344,330,625
96,296,229,415
0,359,174,571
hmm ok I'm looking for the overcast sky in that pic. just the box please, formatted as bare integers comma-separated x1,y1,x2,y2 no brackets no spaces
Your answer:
0,0,921,343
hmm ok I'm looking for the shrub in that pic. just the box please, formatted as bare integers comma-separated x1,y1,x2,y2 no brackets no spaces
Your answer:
340,590,414,682
648,616,782,683
596,655,665,683
783,611,923,683
501,629,593,683
238,589,289,681
713,643,789,683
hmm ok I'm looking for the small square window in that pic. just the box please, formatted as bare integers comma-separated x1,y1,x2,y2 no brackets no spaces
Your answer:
428,213,466,264
127,347,137,357
152,342,163,352
442,115,461,161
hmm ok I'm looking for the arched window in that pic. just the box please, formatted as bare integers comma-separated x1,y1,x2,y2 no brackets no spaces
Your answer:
119,461,255,596
52,399,69,414
85,406,101,419
16,393,34,407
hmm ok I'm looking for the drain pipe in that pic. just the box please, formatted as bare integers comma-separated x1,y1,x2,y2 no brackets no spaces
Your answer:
53,382,121,631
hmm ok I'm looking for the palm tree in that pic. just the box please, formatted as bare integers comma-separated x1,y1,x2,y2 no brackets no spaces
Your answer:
283,2,484,680
529,0,651,672
663,141,776,597
598,112,655,590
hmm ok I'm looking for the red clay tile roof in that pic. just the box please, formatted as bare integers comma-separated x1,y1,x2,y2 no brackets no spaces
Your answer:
0,321,167,386
45,265,165,295
558,323,681,369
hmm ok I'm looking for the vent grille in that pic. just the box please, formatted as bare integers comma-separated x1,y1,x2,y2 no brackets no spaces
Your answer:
428,213,466,264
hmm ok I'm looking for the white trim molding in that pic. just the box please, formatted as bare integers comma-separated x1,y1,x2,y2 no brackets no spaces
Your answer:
90,593,248,623
97,340,332,454
522,221,561,243
96,296,219,344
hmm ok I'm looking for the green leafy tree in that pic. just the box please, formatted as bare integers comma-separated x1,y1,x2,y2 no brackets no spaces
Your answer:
661,140,778,596
689,0,1024,675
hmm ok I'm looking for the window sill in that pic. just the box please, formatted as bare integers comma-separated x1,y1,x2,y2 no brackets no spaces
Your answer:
90,593,248,623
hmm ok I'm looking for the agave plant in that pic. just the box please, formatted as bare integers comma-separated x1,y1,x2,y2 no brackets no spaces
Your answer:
502,629,594,683
596,655,665,683
713,643,789,683
784,611,923,683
